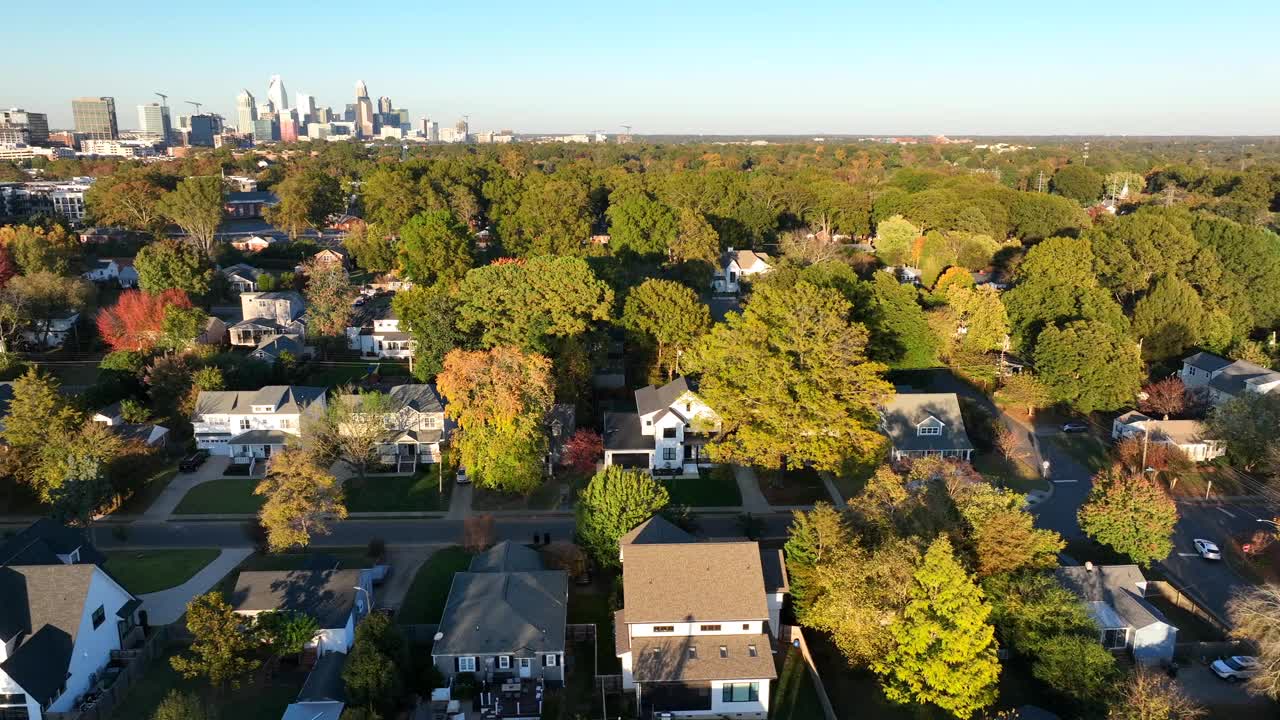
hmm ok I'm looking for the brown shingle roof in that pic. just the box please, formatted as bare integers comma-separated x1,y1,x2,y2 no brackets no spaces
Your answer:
630,633,776,682
623,542,767,624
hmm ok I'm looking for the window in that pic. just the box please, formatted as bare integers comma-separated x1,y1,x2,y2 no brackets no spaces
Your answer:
544,654,558,667
1103,628,1128,650
662,448,676,461
91,605,105,629
498,656,510,670
239,418,251,430
424,415,440,429
700,624,721,632
458,656,477,672
742,623,749,630
917,425,941,436
722,682,760,703
719,646,728,658
687,646,697,659
663,427,677,439
1187,367,1196,376
652,625,674,633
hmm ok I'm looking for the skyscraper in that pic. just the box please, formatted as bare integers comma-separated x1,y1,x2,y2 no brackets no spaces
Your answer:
355,80,369,99
0,108,50,144
72,97,118,141
137,102,172,140
354,81,374,138
378,96,392,114
186,115,216,146
295,92,316,124
236,89,257,133
267,75,289,112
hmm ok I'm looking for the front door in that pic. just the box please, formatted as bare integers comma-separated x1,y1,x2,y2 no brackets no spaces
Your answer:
518,658,532,678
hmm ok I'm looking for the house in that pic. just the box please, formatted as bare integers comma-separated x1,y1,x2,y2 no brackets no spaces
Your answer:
546,403,576,466
191,385,327,465
91,402,169,448
229,568,372,656
224,190,278,219
251,333,310,365
1056,564,1177,665
614,519,777,719
281,651,347,720
20,311,79,349
335,384,447,471
1179,350,1280,405
78,227,128,245
81,258,138,288
221,263,268,293
230,235,280,254
711,248,772,294
199,316,227,346
602,377,721,473
432,542,568,690
327,215,364,233
230,290,305,347
310,248,348,268
0,521,141,720
880,392,975,462
345,306,412,359
1111,411,1225,463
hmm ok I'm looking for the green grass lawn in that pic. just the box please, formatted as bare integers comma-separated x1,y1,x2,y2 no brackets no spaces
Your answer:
172,478,262,514
567,573,622,674
303,363,374,387
114,465,180,516
109,654,307,720
662,466,742,507
973,452,1049,493
397,546,474,624
344,469,452,512
104,549,221,595
1046,434,1110,474
771,647,825,720
472,480,564,511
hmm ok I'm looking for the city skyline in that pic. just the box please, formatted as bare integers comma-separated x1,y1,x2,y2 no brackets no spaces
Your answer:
3,0,1280,135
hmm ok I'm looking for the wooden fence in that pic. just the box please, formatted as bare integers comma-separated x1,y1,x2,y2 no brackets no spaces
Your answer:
1175,640,1255,662
779,624,838,720
45,627,168,720
1146,580,1230,633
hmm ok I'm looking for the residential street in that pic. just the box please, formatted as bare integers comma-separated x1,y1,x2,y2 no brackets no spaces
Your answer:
1156,498,1276,622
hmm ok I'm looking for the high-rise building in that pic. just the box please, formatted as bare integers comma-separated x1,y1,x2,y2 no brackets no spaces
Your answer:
315,107,332,124
186,114,217,146
378,96,392,114
1,108,50,144
253,113,280,143
355,80,369,99
343,104,357,122
267,75,289,112
279,116,299,143
236,89,258,133
455,118,469,142
137,102,172,140
72,97,118,141
295,92,316,124
420,118,439,142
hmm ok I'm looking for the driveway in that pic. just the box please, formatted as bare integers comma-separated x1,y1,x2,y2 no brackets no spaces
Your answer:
140,456,232,521
1172,661,1279,718
374,544,445,610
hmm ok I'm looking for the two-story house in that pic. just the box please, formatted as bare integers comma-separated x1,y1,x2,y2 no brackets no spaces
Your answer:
1179,350,1280,405
345,308,413,359
82,258,139,288
0,521,141,720
220,263,268,293
879,392,975,462
614,517,777,719
230,290,306,348
335,384,446,472
711,248,772,295
602,377,721,474
191,386,327,468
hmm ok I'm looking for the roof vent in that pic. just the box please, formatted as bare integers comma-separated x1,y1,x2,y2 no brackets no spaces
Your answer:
1085,561,1095,572
433,632,444,641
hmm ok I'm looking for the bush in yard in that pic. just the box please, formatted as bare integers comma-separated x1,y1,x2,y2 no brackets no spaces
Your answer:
255,610,320,660
343,613,408,715
1031,633,1119,707
1109,669,1205,720
152,690,214,720
575,465,670,567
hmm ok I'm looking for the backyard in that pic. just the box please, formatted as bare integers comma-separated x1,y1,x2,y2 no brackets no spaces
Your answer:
109,653,308,720
770,647,825,720
104,548,221,595
396,546,474,624
567,571,621,674
661,466,742,507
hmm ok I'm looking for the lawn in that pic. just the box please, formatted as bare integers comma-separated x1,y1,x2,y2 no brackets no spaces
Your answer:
104,549,221,595
661,466,742,507
567,572,621,674
973,452,1048,493
303,363,375,387
758,466,831,506
396,546,474,624
109,654,307,720
344,470,452,512
114,465,180,516
172,478,262,514
473,480,565,511
771,647,824,720
1166,465,1251,499
1046,434,1110,474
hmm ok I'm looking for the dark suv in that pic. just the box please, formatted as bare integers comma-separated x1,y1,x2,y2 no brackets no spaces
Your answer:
179,450,210,473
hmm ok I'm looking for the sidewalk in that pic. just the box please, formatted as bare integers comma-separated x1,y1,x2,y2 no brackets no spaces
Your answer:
138,547,252,624
732,465,771,513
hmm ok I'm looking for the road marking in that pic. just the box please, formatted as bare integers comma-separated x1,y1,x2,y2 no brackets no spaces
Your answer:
1177,552,1200,557
1051,479,1078,484
1216,507,1237,519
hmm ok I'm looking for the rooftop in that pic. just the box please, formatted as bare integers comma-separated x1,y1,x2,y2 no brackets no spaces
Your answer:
229,569,367,628
629,633,776,683
1056,564,1169,631
880,392,974,452
623,542,767,624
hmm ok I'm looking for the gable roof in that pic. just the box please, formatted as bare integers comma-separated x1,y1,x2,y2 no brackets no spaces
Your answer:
1208,359,1280,398
630,632,776,683
0,518,105,567
619,516,694,547
221,263,265,280
723,249,772,273
229,569,366,628
622,542,768,624
389,384,443,414
253,333,305,359
194,386,326,416
1182,351,1233,374
1055,565,1169,631
434,570,568,656
880,393,974,453
469,541,545,573
635,376,691,418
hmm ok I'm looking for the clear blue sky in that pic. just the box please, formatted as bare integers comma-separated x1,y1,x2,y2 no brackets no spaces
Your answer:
4,0,1278,135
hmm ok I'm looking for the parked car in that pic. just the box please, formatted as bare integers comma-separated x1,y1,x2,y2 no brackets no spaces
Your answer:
1211,656,1261,682
1194,539,1222,560
455,466,470,485
1061,421,1090,433
179,450,210,473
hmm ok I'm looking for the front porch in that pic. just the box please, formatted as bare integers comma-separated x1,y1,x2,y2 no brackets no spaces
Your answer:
890,447,974,462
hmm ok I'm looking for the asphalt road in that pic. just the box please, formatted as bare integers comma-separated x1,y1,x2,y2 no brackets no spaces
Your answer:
1156,498,1276,621
1031,431,1097,539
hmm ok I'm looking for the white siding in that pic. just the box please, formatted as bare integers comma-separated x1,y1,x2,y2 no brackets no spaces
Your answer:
46,570,134,713
628,620,765,639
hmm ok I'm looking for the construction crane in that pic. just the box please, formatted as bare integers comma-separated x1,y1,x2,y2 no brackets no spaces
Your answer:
621,124,632,134
154,92,168,107
185,100,203,114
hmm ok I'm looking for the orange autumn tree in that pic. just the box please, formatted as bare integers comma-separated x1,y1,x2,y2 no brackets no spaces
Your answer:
96,289,193,352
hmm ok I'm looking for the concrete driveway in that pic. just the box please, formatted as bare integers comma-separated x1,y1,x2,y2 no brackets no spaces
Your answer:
141,456,232,521
1172,661,1279,718
374,544,444,611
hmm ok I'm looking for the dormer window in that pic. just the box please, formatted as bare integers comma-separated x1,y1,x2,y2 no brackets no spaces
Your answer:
687,646,697,659
252,405,276,414
918,426,941,436
748,645,758,657
719,646,728,658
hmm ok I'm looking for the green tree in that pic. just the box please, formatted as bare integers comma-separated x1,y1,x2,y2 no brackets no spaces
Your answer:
302,255,356,339
575,466,670,567
84,167,171,236
1131,275,1207,360
42,422,123,511
606,192,677,256
1003,236,1127,350
158,176,225,257
947,284,1009,353
361,165,423,229
152,690,215,720
1008,192,1089,241
783,502,851,617
264,169,344,240
507,174,593,256
1052,165,1104,204
621,279,711,381
670,208,720,265
342,221,398,273
396,209,473,285
953,484,1063,577
0,224,78,275
171,592,261,688
1205,392,1280,469
1087,207,1200,297
135,238,214,295
689,281,893,471
2,271,94,348
1034,320,1142,414
1032,633,1119,704
873,537,1000,719
1078,467,1178,566
863,273,939,368
1,369,81,491
160,305,210,351
343,613,407,715
309,390,398,483
874,215,920,266
995,372,1052,418
392,284,462,380
1192,215,1280,328
456,256,613,352
983,572,1098,655
255,610,321,659
254,447,349,552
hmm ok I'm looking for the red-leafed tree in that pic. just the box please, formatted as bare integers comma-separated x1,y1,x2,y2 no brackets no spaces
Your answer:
561,429,603,475
96,289,193,352
1138,376,1186,420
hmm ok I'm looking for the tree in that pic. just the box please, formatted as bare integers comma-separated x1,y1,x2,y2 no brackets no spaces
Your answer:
606,192,677,256
873,537,1000,719
1078,467,1178,566
135,238,214,295
171,592,261,688
983,572,1099,656
83,167,170,235
1226,584,1280,700
254,447,348,552
688,281,893,472
506,174,593,256
2,271,93,349
947,284,1009,353
621,279,711,380
392,284,461,380
560,429,603,475
1132,276,1207,360
301,255,356,339
575,466,670,567
784,502,855,618
343,221,398,274
1205,392,1280,469
1003,236,1127,350
1109,669,1206,720
310,390,398,483
456,256,613,352
1009,192,1089,241
396,209,474,285
43,422,124,516
1052,165,1104,204
995,427,1022,463
1,369,81,491
255,610,320,660
953,484,1064,577
1034,320,1142,414
161,305,210,352
0,224,78,275
152,690,215,720
863,273,939,368
264,169,344,239
158,176,225,257
343,613,407,715
669,208,720,265
1139,377,1186,420
996,372,1052,418
1031,634,1119,705
0,244,15,289
874,215,920,266
96,289,194,352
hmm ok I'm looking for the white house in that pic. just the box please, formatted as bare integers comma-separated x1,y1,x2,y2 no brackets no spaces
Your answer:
220,263,268,293
336,385,447,472
1111,411,1225,463
345,309,413,359
230,235,280,254
615,518,777,719
711,248,772,294
91,401,170,448
230,569,372,657
191,385,327,467
1180,350,1280,405
230,291,306,347
20,311,79,349
82,258,139,288
1056,564,1178,666
880,393,975,462
602,377,721,473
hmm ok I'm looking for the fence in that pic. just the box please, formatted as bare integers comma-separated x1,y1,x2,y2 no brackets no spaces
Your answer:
45,626,169,720
1175,640,1255,663
779,624,838,720
1146,580,1230,633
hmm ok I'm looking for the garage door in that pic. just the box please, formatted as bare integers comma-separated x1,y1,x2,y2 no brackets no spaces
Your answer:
610,453,651,468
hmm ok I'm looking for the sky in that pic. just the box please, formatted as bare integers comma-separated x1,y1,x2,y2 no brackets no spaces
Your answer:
4,0,1279,136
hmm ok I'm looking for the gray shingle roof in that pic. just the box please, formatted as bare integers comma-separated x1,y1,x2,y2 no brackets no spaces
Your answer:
880,393,974,453
635,377,691,417
1056,565,1169,631
1208,359,1280,398
0,519,105,567
298,651,347,702
630,633,776,682
469,541,545,573
253,334,305,358
1182,351,1233,374
434,570,568,656
602,412,648,452
228,429,291,445
622,542,768,624
619,516,694,547
229,569,366,628
388,384,443,414
194,386,326,416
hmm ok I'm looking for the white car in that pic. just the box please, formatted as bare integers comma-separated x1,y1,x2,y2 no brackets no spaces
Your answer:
455,466,470,485
1194,539,1222,560
1211,656,1260,682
